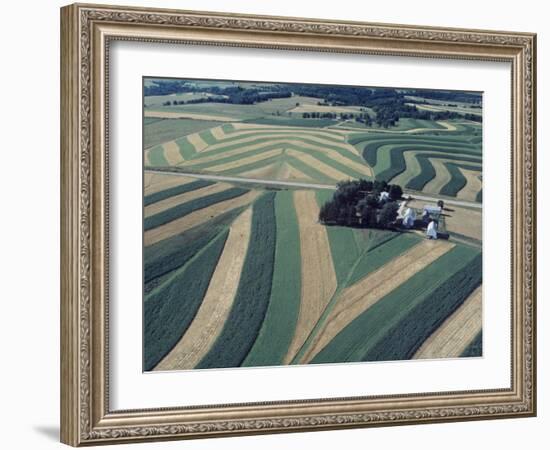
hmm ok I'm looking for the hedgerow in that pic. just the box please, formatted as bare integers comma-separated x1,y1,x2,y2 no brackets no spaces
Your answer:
144,187,249,230
143,230,229,371
196,192,277,369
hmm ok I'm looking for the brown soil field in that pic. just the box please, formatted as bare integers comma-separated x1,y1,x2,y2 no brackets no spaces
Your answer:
299,240,455,363
283,190,337,364
413,285,482,359
154,208,253,371
144,190,259,246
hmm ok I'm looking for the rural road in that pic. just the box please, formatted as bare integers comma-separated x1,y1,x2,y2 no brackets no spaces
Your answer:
145,168,482,209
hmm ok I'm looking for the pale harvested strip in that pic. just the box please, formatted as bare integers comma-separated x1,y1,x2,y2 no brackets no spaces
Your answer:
144,191,259,246
436,121,458,131
413,286,482,360
154,208,253,371
423,158,454,194
456,167,483,202
144,182,230,218
390,150,422,186
299,240,455,364
186,132,209,152
238,162,280,179
283,190,337,364
283,162,314,182
180,139,284,167
144,150,152,167
206,148,283,173
144,110,237,122
290,140,370,174
221,128,346,142
210,125,226,140
230,122,346,141
143,173,195,196
201,132,355,154
286,149,352,182
162,141,184,165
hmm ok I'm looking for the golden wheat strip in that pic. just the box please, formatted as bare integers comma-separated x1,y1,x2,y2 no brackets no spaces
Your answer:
186,132,209,152
299,240,455,364
283,190,337,364
181,140,286,167
283,162,314,182
206,148,283,172
144,191,259,246
144,182,230,218
436,121,458,131
286,149,351,181
413,286,482,360
210,126,227,140
238,162,280,179
423,158,454,194
143,174,195,196
154,208,253,371
230,122,345,140
456,167,483,202
144,110,236,122
203,132,349,153
162,141,184,165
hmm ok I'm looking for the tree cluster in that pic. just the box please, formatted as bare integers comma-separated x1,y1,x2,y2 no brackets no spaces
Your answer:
319,179,403,229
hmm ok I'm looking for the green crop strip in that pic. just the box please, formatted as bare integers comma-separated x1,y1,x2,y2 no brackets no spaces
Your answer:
347,233,422,287
404,154,481,191
377,149,481,185
311,245,481,364
361,252,482,361
186,134,363,165
242,191,302,367
242,117,338,128
366,138,480,165
175,136,198,160
144,187,249,231
143,230,229,371
461,331,483,357
196,192,277,369
144,206,246,290
144,179,214,206
146,145,169,167
439,162,482,197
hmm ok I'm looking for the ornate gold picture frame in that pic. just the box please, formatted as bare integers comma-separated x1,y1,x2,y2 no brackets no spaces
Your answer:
60,3,536,446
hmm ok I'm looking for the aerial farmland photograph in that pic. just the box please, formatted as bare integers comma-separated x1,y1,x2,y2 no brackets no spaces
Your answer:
142,77,483,372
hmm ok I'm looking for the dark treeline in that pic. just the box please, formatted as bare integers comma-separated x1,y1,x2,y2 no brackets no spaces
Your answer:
145,80,482,126
319,179,403,229
404,89,482,104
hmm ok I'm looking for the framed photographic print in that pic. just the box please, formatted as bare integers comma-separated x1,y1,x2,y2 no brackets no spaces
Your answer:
60,3,537,446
